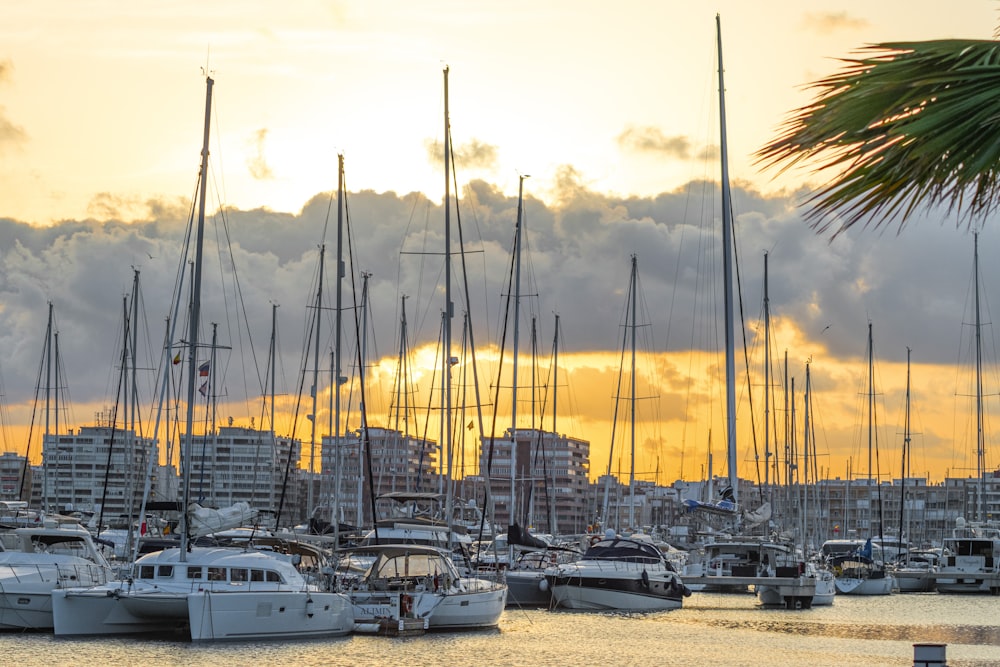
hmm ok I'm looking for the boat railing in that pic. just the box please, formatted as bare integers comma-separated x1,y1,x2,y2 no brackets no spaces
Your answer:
0,561,110,587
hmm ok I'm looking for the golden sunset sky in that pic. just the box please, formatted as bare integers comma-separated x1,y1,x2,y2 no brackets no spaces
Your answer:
1,2,997,486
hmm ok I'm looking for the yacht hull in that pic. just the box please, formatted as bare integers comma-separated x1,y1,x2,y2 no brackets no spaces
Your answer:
187,590,354,641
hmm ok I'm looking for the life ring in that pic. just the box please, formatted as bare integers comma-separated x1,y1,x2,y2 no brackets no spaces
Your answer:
400,594,413,615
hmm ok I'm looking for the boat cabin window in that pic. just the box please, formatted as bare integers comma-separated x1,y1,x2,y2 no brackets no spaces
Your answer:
266,571,281,582
208,567,226,581
230,568,249,582
250,569,265,582
157,565,173,578
137,565,155,579
187,566,203,579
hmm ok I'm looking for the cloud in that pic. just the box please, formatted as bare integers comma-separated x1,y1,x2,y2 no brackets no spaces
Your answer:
0,60,27,151
0,176,993,485
246,128,274,180
801,11,869,34
617,125,716,161
424,137,499,171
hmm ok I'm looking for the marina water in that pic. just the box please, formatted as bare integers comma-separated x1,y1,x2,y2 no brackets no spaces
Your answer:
3,592,998,666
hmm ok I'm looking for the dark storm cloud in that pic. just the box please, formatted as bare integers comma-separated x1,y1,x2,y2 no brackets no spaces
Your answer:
0,177,992,414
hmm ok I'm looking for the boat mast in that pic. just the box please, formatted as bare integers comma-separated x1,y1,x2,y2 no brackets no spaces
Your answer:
974,232,985,521
308,243,324,519
716,14,738,503
802,362,811,551
180,75,214,560
269,303,277,513
900,346,911,559
443,66,455,546
763,253,771,492
333,153,345,543
42,302,53,511
867,322,874,487
549,314,560,534
510,174,527,528
628,255,638,530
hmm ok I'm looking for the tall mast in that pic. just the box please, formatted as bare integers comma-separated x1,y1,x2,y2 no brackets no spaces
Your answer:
43,302,53,510
308,244,324,518
269,303,277,513
333,153,346,543
628,255,638,529
180,75,214,560
443,66,455,545
549,314,560,534
974,232,985,521
510,174,527,527
901,346,911,557
716,14,738,503
763,253,771,491
867,322,874,486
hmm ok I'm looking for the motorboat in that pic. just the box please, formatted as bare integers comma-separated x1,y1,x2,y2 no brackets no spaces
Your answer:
936,518,1000,594
504,546,580,607
0,521,114,629
545,535,690,611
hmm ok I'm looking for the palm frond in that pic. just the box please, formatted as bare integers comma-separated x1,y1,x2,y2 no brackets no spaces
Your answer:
756,39,1000,236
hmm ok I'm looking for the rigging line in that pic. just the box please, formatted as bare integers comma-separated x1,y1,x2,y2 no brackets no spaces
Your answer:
481,250,514,524
449,142,497,537
96,297,130,541
210,202,267,421
414,313,443,493
730,198,764,495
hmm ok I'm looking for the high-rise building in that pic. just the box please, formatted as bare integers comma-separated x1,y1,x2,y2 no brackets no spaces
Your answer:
480,428,590,534
318,427,437,527
0,451,30,502
39,423,154,520
183,426,301,523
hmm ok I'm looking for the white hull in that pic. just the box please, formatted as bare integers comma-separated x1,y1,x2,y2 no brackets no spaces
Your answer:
52,586,186,636
0,591,54,630
550,583,683,611
0,525,114,630
427,580,507,629
935,573,1000,594
835,574,894,595
893,569,936,593
187,590,353,641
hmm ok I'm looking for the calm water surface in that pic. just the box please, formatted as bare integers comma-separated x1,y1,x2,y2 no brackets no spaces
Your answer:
3,593,998,666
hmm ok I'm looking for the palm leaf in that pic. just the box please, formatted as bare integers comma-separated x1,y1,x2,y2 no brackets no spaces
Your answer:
756,39,1000,236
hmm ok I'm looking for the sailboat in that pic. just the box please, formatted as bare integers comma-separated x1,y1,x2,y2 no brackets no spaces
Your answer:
52,76,354,640
344,66,506,631
890,348,937,592
936,232,1000,594
680,15,770,529
828,323,894,596
547,256,690,611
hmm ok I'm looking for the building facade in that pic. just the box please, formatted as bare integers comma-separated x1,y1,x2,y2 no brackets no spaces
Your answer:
480,428,591,534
